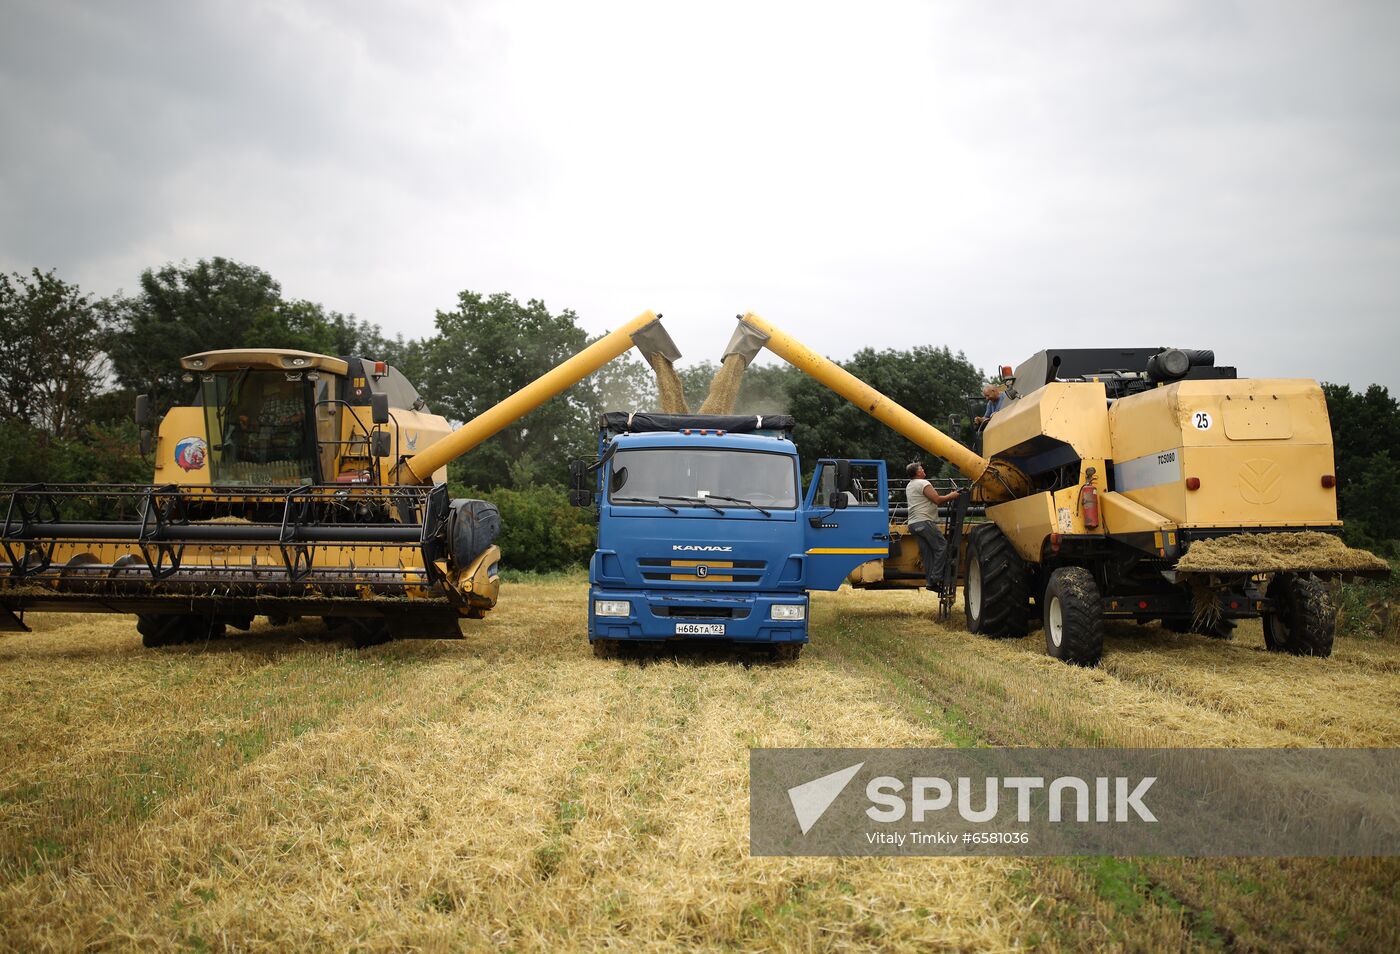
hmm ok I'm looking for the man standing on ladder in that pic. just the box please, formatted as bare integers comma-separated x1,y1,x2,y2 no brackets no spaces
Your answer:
905,461,960,593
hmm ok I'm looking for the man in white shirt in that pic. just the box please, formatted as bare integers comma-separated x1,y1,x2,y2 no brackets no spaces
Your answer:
905,461,960,592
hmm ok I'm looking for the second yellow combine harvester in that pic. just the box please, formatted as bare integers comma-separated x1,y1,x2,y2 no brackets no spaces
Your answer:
0,312,681,647
724,313,1388,665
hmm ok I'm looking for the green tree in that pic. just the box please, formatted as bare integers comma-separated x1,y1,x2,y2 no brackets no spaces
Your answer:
109,257,389,411
420,291,647,488
1323,383,1400,550
786,345,983,475
0,268,117,439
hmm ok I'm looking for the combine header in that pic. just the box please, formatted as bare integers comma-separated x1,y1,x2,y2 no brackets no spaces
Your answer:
1,312,680,646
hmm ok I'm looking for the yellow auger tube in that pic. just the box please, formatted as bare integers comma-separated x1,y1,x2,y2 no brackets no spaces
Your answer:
398,310,664,484
737,312,991,482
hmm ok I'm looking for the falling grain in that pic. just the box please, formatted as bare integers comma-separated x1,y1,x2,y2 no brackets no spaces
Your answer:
647,353,689,414
697,353,746,415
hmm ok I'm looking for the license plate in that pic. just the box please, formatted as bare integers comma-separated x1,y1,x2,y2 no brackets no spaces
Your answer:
675,622,725,636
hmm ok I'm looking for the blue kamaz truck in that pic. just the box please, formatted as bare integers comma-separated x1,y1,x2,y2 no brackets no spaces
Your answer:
570,412,890,659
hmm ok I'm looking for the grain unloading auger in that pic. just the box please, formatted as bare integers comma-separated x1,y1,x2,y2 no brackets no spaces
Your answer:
0,311,681,646
725,312,1388,665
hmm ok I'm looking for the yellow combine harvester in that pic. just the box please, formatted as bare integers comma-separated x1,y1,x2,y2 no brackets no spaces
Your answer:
725,314,1389,665
0,312,681,647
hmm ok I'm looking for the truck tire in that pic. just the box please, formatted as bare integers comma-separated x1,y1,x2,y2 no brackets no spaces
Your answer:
964,524,1030,638
1263,574,1335,657
1042,567,1104,666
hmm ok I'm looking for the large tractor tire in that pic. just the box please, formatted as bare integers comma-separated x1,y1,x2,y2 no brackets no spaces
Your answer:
1042,567,1104,666
964,524,1030,638
449,498,502,567
1262,574,1335,657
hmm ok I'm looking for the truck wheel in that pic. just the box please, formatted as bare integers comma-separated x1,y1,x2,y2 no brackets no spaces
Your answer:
770,643,803,664
1043,567,1104,666
1263,574,1335,657
964,524,1030,638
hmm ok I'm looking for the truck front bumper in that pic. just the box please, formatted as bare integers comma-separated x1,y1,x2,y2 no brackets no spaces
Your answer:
587,587,809,644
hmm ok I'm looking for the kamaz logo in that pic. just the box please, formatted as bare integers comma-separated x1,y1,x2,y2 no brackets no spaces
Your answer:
672,545,733,552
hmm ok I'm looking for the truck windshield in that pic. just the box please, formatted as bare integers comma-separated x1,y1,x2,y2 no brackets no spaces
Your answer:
609,448,798,510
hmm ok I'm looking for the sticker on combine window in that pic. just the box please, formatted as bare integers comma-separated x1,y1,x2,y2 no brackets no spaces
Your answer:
1192,411,1213,430
175,436,208,471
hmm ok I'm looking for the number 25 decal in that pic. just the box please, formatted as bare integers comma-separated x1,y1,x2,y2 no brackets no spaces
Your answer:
1193,411,1213,430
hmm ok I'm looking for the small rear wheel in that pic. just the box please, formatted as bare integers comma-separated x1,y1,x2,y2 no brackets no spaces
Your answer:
1263,574,1334,657
1042,567,1104,666
964,524,1030,638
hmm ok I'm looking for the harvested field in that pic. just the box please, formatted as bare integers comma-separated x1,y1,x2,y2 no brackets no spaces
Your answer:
1176,531,1389,575
697,353,746,415
2,579,1397,951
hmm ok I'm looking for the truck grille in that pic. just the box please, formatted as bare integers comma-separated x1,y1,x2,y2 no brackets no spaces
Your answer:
638,557,765,583
653,605,751,619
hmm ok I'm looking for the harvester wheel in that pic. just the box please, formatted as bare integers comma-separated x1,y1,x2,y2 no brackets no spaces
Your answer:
137,614,185,648
345,618,392,649
964,524,1030,638
1042,567,1104,666
1263,574,1335,657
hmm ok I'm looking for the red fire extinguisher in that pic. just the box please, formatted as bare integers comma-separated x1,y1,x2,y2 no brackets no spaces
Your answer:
1079,467,1101,530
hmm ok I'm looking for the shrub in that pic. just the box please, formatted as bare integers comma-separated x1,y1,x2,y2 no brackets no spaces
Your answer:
451,482,595,572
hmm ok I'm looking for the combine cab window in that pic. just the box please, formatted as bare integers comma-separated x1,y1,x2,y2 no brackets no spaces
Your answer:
201,371,318,485
609,448,798,509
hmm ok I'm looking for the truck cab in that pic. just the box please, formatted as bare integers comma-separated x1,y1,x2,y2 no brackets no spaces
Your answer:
575,413,889,658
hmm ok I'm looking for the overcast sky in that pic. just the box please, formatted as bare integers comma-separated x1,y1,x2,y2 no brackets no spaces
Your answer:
2,0,1397,391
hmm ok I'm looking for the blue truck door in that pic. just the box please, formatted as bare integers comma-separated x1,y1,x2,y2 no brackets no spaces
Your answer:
801,459,889,590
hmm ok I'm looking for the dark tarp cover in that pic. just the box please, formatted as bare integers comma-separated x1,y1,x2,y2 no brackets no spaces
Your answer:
599,411,795,435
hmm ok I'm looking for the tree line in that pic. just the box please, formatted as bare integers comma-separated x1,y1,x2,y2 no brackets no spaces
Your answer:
1,257,1397,561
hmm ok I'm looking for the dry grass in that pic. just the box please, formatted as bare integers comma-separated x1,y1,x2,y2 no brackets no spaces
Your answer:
1175,532,1390,575
0,581,1395,951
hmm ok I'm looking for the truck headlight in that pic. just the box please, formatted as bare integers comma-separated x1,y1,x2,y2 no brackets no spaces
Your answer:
770,604,806,621
594,600,631,617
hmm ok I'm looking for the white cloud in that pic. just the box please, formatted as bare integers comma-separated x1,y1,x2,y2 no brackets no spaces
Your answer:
1,0,1396,390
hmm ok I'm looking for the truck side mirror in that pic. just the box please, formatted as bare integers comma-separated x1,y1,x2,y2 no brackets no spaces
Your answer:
567,460,593,507
371,430,392,458
371,392,390,425
830,494,848,510
834,459,853,494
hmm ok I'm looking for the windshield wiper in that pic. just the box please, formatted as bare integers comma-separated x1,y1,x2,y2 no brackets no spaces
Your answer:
612,496,680,513
703,494,772,516
659,495,726,514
